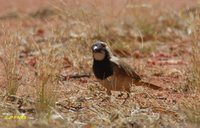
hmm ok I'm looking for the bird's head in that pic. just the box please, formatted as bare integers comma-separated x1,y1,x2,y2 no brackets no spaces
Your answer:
91,41,112,61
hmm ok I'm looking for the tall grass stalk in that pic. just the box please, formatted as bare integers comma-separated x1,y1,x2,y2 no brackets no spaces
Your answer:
190,10,200,91
34,45,61,118
0,32,20,96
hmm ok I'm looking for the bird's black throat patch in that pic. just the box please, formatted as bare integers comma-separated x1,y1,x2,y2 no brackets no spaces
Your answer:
93,58,113,80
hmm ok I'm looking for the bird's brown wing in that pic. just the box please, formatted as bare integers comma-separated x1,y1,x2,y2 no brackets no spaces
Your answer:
110,57,162,90
110,57,141,82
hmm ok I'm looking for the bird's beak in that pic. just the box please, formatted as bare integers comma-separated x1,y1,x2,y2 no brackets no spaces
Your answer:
92,45,101,52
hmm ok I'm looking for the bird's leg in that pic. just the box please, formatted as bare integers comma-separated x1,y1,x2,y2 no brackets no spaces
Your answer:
122,89,130,104
122,93,130,105
101,89,111,102
126,92,130,99
106,89,112,96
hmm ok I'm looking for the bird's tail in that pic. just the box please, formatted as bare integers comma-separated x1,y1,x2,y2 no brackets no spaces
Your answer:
137,81,162,90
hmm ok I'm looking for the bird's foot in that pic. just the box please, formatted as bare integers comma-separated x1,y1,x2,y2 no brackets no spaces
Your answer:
101,95,111,102
118,93,124,97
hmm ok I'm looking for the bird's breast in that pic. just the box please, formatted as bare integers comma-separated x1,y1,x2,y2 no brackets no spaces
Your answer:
93,59,113,80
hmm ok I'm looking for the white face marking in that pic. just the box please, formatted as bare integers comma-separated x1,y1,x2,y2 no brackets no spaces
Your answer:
93,51,106,61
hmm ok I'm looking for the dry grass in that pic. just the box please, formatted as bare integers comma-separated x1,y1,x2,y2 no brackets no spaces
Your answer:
0,31,21,96
182,99,200,125
34,49,61,117
191,15,200,91
181,5,200,125
184,5,200,91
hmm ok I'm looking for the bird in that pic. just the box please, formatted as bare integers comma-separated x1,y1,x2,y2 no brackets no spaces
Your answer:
91,41,162,97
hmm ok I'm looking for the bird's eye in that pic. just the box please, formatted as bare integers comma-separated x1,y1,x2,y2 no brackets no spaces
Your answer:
101,43,106,47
